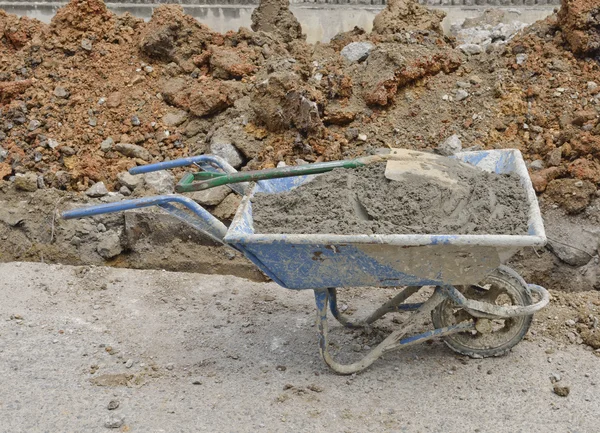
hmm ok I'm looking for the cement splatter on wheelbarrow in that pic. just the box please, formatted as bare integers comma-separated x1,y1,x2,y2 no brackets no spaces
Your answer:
251,161,529,235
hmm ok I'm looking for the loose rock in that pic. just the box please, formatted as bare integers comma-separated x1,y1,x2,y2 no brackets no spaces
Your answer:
553,384,570,397
210,141,243,168
14,172,38,192
213,193,242,220
190,185,230,206
455,89,469,101
100,137,114,152
81,38,92,51
97,231,123,259
104,414,125,429
53,86,69,98
143,170,175,194
85,182,109,198
107,400,119,410
459,44,483,55
341,42,375,63
436,134,462,156
163,110,189,127
117,171,143,190
114,143,152,161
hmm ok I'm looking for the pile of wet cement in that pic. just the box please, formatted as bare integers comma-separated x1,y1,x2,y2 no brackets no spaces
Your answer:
251,162,529,235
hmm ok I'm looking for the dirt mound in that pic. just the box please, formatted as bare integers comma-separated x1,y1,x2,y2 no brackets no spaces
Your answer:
250,0,304,43
360,45,461,107
558,0,600,57
50,0,116,46
139,5,216,69
372,0,445,36
0,0,598,209
0,9,45,50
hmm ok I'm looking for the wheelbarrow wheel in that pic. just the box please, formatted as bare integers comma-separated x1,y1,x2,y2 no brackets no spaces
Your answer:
431,265,533,358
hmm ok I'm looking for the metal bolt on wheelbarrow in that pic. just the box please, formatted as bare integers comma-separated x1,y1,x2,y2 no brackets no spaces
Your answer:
62,149,550,374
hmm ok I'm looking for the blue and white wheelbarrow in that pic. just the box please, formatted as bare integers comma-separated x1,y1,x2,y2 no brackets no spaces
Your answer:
63,149,549,374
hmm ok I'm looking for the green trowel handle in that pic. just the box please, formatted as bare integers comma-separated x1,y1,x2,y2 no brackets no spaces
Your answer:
175,155,386,193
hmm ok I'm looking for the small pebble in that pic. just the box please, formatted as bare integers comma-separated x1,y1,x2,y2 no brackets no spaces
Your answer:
553,384,570,397
124,359,134,369
455,89,469,102
107,400,119,411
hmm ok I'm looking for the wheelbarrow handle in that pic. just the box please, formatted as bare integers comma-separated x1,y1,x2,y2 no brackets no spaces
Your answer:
129,154,248,196
62,195,228,245
129,155,237,175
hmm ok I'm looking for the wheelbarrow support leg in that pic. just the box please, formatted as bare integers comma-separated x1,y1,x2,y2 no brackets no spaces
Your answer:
328,286,422,328
313,288,473,375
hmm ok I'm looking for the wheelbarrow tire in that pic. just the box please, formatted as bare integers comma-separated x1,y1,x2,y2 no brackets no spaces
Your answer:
431,265,533,359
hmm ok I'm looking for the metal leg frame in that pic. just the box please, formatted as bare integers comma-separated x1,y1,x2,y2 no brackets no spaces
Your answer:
314,287,474,375
327,286,423,329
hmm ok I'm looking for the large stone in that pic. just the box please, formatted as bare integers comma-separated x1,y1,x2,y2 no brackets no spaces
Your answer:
0,145,7,162
341,42,375,63
115,143,152,161
546,217,598,267
144,170,175,194
210,46,257,79
85,181,109,198
190,185,230,206
96,231,123,259
117,171,143,191
14,172,38,192
163,110,189,127
213,193,242,220
548,239,596,267
437,134,462,156
210,141,243,168
161,78,243,118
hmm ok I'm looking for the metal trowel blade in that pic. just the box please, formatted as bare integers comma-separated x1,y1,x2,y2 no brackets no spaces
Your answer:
384,148,463,186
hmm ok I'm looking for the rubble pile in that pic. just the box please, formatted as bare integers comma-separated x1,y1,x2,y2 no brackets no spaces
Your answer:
0,0,598,212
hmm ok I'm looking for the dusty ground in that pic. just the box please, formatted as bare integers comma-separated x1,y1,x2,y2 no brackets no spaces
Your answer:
1,261,599,433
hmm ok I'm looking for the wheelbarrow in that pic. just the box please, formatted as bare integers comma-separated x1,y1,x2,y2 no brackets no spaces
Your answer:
62,149,550,374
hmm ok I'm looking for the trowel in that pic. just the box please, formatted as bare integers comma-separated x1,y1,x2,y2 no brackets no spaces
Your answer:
175,149,469,193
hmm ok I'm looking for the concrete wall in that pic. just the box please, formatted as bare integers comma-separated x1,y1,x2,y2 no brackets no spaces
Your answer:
0,0,562,4
0,3,557,42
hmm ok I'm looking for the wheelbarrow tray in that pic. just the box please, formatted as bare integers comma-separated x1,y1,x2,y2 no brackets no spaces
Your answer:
225,149,546,290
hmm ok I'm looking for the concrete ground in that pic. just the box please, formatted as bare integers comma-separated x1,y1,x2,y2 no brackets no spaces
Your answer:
0,262,597,433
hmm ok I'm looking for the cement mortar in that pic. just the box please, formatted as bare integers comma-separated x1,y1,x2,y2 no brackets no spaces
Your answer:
252,162,529,235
